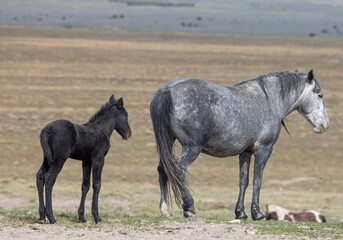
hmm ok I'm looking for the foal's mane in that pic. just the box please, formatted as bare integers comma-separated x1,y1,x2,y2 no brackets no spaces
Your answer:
89,100,116,123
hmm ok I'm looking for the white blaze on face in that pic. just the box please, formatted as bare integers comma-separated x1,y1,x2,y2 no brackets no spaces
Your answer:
297,80,329,133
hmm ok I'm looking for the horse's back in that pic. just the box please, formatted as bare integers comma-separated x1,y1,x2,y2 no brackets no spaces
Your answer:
43,119,77,158
154,78,274,156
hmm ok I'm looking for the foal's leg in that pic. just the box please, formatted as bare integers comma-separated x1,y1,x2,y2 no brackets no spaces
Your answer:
36,158,49,222
157,163,172,217
91,157,104,224
251,145,273,221
78,161,91,223
235,152,252,220
177,145,202,218
45,160,66,224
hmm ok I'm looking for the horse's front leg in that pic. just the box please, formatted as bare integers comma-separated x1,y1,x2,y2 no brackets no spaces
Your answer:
235,152,252,220
78,161,91,223
251,145,273,221
91,157,104,224
177,145,202,218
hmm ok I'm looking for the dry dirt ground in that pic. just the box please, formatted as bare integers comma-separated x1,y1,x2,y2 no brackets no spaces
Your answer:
0,26,343,239
9,223,313,240
0,219,288,240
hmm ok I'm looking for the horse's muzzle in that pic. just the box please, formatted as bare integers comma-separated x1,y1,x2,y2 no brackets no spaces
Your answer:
122,130,132,140
313,121,329,133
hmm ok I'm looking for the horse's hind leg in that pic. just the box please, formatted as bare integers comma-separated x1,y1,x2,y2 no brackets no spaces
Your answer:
177,145,202,218
36,158,49,222
45,160,66,224
235,152,252,220
157,163,172,217
78,161,91,223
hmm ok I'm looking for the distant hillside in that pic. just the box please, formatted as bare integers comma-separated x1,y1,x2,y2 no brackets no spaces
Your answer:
0,0,342,38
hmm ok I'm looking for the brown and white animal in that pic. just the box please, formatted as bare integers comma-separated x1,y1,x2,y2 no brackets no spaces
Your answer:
266,205,326,223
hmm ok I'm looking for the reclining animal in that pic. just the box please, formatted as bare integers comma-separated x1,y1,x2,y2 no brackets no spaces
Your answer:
265,205,326,223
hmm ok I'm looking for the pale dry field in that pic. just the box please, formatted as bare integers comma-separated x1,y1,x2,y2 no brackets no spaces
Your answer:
0,26,342,231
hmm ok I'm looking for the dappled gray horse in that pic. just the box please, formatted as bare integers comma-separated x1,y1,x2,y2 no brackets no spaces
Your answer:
150,70,329,220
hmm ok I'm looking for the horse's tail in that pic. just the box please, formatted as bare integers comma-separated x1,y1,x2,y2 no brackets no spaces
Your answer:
150,89,185,208
40,126,53,167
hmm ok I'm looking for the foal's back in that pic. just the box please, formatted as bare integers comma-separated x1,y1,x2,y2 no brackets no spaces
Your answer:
41,119,76,161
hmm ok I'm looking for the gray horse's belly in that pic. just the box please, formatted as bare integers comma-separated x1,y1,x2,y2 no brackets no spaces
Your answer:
202,139,251,158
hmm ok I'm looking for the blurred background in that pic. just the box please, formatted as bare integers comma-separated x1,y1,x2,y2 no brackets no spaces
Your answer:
1,0,343,37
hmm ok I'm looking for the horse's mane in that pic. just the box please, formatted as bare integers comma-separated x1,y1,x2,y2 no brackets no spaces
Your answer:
89,101,116,123
256,71,306,100
236,71,309,138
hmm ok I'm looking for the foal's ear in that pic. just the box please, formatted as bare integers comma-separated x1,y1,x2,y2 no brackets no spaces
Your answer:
307,69,314,83
109,95,115,104
117,97,124,109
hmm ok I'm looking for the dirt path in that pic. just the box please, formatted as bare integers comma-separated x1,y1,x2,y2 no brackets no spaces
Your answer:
0,219,286,240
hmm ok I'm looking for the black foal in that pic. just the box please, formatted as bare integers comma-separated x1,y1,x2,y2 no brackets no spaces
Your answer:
36,95,131,224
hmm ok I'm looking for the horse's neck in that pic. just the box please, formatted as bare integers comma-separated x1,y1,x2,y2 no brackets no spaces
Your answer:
89,116,116,136
269,82,305,119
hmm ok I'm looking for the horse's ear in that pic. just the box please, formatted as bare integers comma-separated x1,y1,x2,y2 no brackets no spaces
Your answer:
307,69,314,83
109,95,115,104
117,97,124,109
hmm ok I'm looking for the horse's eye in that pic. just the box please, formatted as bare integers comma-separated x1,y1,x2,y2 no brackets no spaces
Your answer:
318,94,323,99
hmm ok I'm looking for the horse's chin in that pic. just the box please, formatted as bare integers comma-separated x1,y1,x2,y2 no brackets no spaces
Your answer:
313,127,323,133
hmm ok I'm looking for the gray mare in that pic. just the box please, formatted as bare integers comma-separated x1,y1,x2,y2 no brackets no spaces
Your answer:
150,70,329,220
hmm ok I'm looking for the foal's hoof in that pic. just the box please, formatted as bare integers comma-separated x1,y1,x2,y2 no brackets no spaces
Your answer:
94,217,102,224
38,219,46,224
183,211,196,218
252,211,265,221
49,219,56,224
79,218,86,223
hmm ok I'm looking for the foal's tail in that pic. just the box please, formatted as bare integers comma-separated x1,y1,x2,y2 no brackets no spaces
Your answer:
40,126,53,167
150,89,185,208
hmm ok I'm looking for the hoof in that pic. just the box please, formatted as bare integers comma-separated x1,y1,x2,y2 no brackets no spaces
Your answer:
183,211,196,218
94,218,102,224
49,219,56,224
161,211,172,217
252,211,265,221
38,219,46,224
235,211,248,220
79,218,86,223
160,202,172,217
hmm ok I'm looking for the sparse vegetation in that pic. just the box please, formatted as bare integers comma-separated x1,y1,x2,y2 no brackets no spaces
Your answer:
1,210,342,239
241,220,343,239
0,26,342,239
